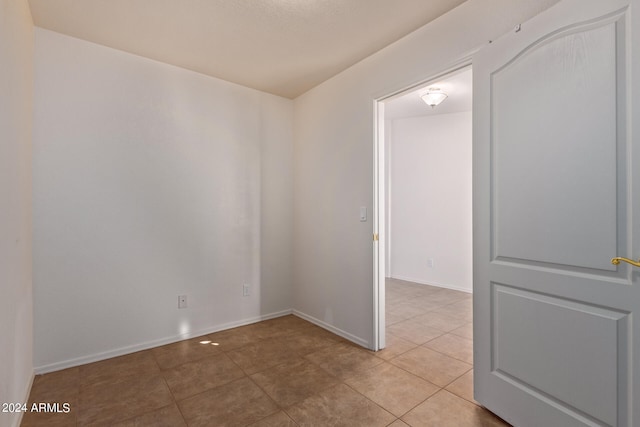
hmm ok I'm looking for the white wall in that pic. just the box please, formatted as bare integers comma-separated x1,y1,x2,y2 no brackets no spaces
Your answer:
388,112,472,292
293,0,560,348
32,29,293,371
0,0,34,426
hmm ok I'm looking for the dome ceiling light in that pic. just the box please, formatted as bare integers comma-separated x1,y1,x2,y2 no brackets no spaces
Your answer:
420,87,448,108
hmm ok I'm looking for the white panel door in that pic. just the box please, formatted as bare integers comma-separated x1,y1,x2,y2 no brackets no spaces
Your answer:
473,0,638,426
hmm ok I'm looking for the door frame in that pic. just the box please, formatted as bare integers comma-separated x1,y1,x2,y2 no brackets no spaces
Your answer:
372,58,476,351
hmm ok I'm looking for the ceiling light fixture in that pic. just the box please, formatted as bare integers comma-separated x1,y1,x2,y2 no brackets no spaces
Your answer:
421,88,448,108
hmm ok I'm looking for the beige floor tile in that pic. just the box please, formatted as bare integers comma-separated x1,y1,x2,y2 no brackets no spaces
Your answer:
22,368,80,427
227,337,302,375
431,301,473,323
345,362,439,417
28,367,80,401
295,323,349,343
21,402,77,427
387,279,441,295
242,315,293,339
390,347,471,387
406,293,452,307
178,377,279,427
250,358,340,407
162,353,245,400
151,336,222,369
450,322,473,340
445,370,476,404
375,333,418,360
388,420,411,427
79,350,160,387
286,383,396,427
387,292,408,303
304,342,384,380
387,302,431,320
248,411,297,426
263,314,316,332
386,319,445,345
425,291,470,306
402,390,509,427
77,374,173,425
208,322,283,351
385,311,407,325
423,333,473,364
206,327,262,352
411,311,469,333
449,298,473,311
282,331,341,356
111,403,186,426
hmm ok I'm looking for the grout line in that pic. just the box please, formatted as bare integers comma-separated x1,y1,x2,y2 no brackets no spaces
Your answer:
418,338,474,365
243,373,284,423
341,382,398,421
157,370,183,422
440,366,474,389
395,385,444,421
112,403,183,426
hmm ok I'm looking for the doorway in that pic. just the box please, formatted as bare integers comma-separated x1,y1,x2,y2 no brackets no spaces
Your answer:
373,65,472,351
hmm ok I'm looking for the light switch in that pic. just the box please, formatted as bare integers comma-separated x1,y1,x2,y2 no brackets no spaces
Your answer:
360,206,367,222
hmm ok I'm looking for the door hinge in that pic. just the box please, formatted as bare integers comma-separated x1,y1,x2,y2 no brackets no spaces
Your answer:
373,233,379,241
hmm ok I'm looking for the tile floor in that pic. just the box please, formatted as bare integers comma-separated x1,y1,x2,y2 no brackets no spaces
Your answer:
22,278,509,426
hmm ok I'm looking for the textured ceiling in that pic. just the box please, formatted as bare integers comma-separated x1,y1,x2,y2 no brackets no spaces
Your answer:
27,0,467,98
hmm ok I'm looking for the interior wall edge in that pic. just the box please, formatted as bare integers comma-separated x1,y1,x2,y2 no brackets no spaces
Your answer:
0,0,35,425
10,373,34,427
292,310,370,349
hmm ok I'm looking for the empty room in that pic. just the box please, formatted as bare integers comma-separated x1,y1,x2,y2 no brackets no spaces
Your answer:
2,0,639,426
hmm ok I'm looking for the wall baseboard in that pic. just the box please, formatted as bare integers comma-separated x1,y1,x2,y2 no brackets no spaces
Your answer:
389,275,472,294
34,309,293,374
292,310,370,349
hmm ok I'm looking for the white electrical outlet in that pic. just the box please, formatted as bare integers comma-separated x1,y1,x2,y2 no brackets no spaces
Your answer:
427,258,434,268
178,295,187,309
243,284,250,297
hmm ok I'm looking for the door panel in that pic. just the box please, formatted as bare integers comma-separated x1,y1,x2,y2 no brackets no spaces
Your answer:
492,19,619,271
473,1,636,426
492,284,627,427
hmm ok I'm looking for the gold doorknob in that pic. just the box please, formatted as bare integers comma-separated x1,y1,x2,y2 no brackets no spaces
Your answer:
611,257,640,268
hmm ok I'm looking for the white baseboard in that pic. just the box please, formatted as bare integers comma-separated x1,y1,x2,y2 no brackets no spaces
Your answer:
389,275,472,294
34,309,293,374
292,310,370,349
